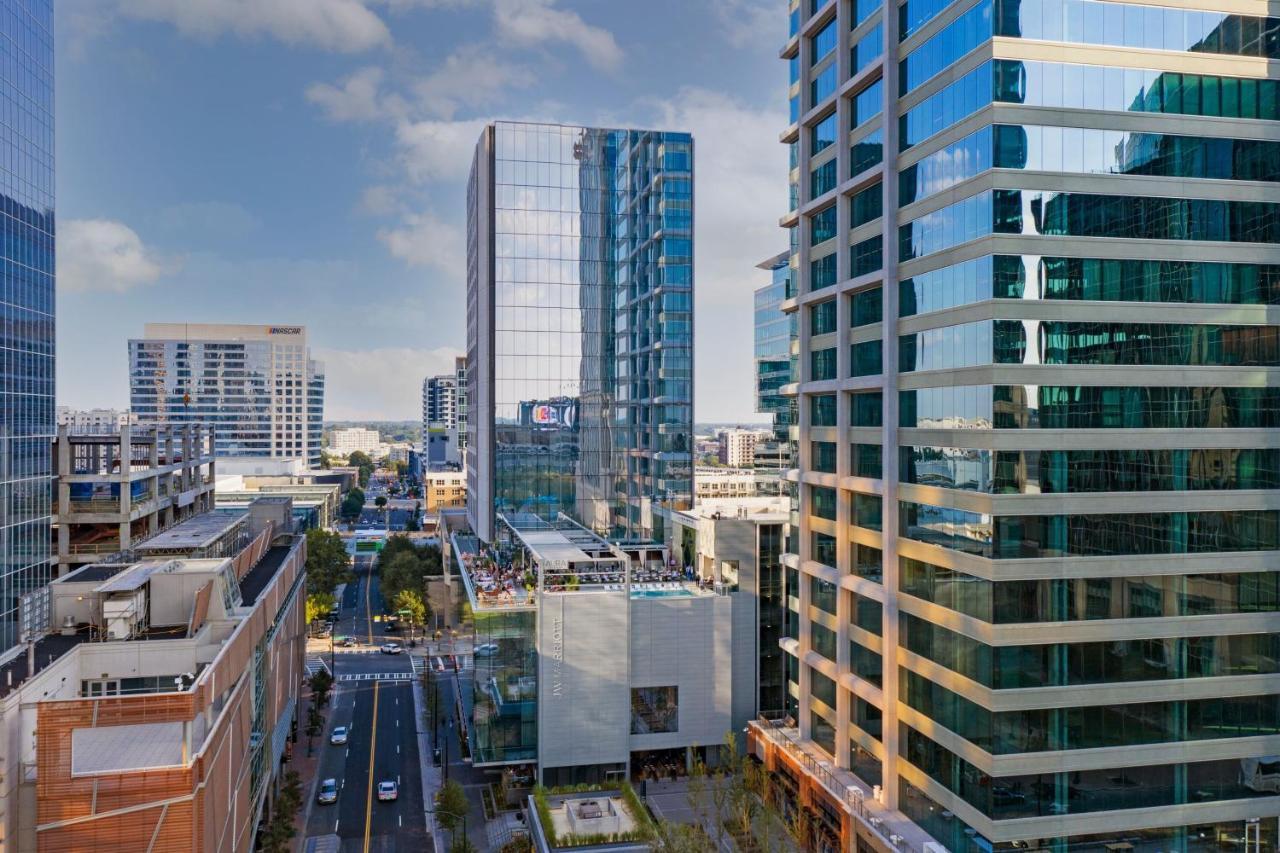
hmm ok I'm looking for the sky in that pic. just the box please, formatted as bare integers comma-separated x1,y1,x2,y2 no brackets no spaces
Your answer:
56,0,787,422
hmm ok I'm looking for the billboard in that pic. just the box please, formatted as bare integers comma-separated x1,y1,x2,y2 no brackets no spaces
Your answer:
519,398,577,430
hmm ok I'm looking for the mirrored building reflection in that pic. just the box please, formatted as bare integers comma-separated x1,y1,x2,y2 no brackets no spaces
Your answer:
0,1,54,659
466,122,693,543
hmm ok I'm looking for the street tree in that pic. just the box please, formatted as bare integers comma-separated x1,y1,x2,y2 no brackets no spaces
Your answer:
347,451,375,487
393,589,429,637
305,592,335,626
308,669,333,709
435,779,469,834
305,529,353,596
375,496,388,509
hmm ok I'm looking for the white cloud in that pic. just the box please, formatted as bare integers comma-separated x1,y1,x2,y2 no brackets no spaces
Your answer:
394,117,487,183
358,185,402,216
60,219,176,293
714,0,777,50
116,0,391,53
306,66,403,122
494,0,622,72
413,47,532,120
314,345,464,420
377,211,465,274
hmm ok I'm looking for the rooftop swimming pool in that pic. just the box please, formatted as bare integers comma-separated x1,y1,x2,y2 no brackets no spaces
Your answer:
630,588,696,598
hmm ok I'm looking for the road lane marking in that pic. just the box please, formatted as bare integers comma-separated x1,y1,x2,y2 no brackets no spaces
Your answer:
362,681,381,853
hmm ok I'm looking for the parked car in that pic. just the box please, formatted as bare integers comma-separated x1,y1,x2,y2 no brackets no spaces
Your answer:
473,643,499,657
380,643,403,655
377,780,399,802
317,779,339,805
330,726,348,745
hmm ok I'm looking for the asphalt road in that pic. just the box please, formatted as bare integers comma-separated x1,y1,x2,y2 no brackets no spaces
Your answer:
305,559,428,852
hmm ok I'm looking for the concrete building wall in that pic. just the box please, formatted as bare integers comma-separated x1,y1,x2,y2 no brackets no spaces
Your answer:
628,595,732,755
537,591,630,771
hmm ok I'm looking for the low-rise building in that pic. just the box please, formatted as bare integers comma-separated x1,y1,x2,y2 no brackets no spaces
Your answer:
53,423,217,578
0,499,303,852
422,469,466,514
694,467,759,499
328,427,381,457
214,473,340,529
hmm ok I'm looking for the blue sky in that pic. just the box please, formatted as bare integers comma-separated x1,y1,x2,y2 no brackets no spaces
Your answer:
57,0,786,421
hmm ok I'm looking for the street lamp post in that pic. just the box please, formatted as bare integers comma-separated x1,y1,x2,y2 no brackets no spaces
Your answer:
423,805,468,853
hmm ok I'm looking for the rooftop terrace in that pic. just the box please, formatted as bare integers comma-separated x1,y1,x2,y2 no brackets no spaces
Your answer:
452,514,712,611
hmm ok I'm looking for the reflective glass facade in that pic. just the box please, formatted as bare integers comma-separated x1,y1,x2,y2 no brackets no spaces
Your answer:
781,0,1280,845
466,123,693,542
0,1,52,657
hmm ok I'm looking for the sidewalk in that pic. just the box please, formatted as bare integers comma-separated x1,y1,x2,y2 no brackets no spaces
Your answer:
291,682,327,851
412,676,443,853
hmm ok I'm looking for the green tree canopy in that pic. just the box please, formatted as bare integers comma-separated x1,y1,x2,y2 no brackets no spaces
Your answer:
305,592,336,624
435,780,468,833
393,589,428,626
347,451,376,487
374,495,388,509
378,536,443,605
305,528,353,596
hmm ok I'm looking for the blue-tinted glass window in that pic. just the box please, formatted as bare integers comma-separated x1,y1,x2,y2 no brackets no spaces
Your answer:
811,204,838,244
811,158,838,197
811,111,838,154
812,19,838,65
854,79,884,127
811,63,839,105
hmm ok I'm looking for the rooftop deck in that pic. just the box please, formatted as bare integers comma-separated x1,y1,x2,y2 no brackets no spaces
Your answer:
453,515,712,612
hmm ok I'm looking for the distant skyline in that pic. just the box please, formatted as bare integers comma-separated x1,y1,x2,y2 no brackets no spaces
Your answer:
56,0,784,422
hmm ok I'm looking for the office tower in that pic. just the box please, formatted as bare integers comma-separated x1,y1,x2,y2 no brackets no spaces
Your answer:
466,121,694,542
129,324,325,467
749,1,1280,851
0,2,55,659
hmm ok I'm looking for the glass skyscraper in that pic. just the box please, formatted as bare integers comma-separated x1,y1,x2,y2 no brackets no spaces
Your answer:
466,121,694,543
0,1,54,659
752,0,1280,850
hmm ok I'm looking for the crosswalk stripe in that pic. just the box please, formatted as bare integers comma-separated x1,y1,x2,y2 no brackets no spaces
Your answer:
335,672,414,683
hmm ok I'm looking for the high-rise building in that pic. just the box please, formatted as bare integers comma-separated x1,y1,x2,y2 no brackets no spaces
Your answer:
466,121,694,543
0,2,55,660
423,372,459,430
748,1,1280,851
718,428,760,467
754,252,798,464
129,324,325,466
454,355,468,461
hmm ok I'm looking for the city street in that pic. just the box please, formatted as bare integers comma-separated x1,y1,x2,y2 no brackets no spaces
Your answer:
303,558,430,852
